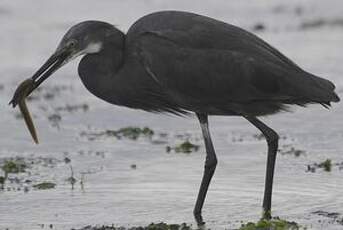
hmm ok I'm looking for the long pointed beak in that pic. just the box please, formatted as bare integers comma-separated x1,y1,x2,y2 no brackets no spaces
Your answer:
9,48,70,107
30,48,70,93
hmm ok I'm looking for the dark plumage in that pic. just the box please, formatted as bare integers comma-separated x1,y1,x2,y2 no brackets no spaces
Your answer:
11,10,340,226
77,12,339,117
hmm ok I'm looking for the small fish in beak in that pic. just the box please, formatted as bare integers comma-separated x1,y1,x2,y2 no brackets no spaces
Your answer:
8,21,105,144
9,78,39,144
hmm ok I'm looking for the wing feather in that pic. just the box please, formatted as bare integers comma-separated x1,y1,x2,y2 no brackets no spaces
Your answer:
126,11,339,115
134,31,299,104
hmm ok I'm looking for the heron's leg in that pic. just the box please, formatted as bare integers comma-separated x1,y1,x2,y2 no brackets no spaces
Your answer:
245,116,279,219
194,113,218,226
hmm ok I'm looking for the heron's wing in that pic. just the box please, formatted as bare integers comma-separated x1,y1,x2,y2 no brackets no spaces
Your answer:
127,14,303,72
132,29,338,116
134,32,305,99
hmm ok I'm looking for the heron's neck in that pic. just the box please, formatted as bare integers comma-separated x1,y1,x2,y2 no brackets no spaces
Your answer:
78,31,125,103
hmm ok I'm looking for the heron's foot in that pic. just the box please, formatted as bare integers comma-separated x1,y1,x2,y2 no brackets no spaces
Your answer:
196,223,207,230
262,209,272,220
194,210,206,227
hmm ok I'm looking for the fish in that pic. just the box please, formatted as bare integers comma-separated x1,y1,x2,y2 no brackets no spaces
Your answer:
9,79,39,144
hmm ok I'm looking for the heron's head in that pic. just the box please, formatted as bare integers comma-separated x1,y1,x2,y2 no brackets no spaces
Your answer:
27,20,122,92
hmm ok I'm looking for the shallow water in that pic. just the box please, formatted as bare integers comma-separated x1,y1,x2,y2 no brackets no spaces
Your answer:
1,0,343,229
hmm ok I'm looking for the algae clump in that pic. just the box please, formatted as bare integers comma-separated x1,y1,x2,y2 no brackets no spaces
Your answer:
319,159,332,172
1,160,26,177
166,141,200,153
239,217,301,230
33,182,56,190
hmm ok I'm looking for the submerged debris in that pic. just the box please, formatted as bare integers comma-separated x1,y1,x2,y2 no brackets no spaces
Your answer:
81,127,154,141
0,156,60,190
239,217,301,230
312,210,340,219
300,18,343,30
233,133,288,143
48,113,62,127
64,158,76,189
67,176,77,185
130,164,137,169
66,169,77,189
312,210,343,226
279,145,305,157
306,159,333,173
0,176,5,189
166,141,200,153
33,182,56,190
1,156,58,172
114,127,154,140
55,103,89,113
64,157,71,164
252,23,266,32
319,159,332,172
73,222,192,230
271,5,303,16
1,160,27,176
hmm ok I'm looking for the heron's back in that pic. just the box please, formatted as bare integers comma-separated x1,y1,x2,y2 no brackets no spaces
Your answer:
127,11,299,70
124,11,339,116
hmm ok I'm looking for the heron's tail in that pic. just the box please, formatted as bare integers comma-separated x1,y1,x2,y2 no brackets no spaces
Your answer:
300,72,340,107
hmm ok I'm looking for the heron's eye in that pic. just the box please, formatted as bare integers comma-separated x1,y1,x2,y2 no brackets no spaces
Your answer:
68,40,77,48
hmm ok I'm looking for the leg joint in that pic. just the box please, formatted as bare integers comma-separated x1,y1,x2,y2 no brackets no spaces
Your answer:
265,130,279,145
205,156,217,170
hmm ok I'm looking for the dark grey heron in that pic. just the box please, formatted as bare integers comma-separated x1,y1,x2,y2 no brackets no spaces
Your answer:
10,11,339,226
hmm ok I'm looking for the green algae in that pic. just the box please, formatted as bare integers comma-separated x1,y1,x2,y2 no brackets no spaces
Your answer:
33,182,56,190
1,160,26,176
114,127,154,140
307,158,334,172
81,127,154,141
166,141,200,153
239,217,301,230
319,159,332,172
